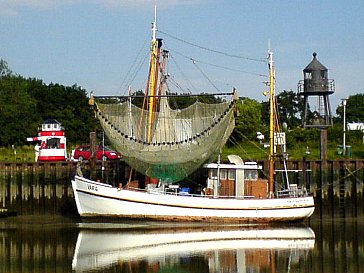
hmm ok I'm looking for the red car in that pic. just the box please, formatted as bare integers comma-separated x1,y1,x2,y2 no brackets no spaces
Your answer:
73,145,120,161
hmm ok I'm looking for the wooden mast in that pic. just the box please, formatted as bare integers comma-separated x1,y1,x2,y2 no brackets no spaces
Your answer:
268,49,275,197
147,5,158,142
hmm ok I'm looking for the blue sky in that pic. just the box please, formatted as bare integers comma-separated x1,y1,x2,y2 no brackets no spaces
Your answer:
1,0,363,112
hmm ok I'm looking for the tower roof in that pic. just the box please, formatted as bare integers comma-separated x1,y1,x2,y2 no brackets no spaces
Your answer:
43,119,61,125
303,52,327,72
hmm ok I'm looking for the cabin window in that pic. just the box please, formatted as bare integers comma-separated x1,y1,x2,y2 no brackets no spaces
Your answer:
219,169,227,180
209,169,218,179
228,169,236,180
245,170,258,180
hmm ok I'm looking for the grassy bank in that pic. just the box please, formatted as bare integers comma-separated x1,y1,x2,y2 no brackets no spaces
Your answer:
0,141,363,163
0,146,35,162
222,140,364,161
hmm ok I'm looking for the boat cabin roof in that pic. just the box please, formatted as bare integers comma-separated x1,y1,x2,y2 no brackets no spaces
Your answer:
203,162,262,170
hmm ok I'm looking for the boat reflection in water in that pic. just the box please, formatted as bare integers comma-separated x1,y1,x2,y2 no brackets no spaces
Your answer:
72,224,315,273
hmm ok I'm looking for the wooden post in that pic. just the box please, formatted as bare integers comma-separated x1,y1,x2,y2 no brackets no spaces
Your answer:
320,128,328,219
320,129,327,163
90,132,97,180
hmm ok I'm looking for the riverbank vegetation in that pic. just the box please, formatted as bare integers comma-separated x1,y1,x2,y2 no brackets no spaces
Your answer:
1,59,364,161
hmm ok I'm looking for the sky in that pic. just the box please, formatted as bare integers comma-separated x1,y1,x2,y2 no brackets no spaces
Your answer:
1,0,363,113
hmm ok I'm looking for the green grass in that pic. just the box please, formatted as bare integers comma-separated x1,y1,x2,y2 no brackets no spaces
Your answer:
0,146,36,162
0,141,363,163
222,140,364,161
222,142,268,161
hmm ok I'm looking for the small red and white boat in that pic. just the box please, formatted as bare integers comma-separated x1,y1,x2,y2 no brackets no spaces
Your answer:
27,119,67,162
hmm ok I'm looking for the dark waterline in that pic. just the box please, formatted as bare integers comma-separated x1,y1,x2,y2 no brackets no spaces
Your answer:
0,216,363,273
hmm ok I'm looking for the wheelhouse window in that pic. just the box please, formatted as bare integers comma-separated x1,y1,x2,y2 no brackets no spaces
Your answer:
228,169,236,180
245,170,258,180
219,169,227,180
209,169,218,179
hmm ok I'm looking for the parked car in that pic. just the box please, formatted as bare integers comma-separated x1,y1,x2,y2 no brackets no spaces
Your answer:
73,145,120,161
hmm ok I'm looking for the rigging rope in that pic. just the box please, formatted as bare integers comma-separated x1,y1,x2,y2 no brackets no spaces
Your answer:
227,131,271,179
192,60,221,93
344,164,364,185
165,79,185,95
327,164,363,188
235,130,269,156
158,29,265,63
169,48,267,78
169,54,197,93
117,37,150,95
309,164,364,193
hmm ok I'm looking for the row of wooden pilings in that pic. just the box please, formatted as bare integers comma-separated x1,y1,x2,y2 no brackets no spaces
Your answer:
0,161,126,216
264,159,364,219
0,159,363,219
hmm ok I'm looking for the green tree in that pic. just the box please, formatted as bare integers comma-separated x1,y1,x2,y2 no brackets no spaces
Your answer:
27,81,99,143
0,73,99,146
0,59,12,78
336,93,364,123
285,127,319,149
276,90,304,129
261,90,304,129
0,76,38,145
233,98,263,142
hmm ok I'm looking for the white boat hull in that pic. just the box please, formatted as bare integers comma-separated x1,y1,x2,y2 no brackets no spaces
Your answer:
71,176,315,222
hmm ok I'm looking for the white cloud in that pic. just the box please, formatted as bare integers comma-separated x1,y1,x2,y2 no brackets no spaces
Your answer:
0,0,203,17
0,0,74,17
86,0,205,10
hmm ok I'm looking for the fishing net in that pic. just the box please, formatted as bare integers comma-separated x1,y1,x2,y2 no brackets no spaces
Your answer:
95,97,235,183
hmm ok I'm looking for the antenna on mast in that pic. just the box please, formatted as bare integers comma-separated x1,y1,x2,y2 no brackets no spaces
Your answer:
267,40,273,69
152,5,157,41
267,41,275,198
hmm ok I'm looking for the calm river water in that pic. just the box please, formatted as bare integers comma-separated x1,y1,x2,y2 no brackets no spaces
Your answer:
0,216,363,273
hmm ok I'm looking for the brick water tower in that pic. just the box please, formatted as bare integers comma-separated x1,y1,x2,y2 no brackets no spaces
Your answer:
298,53,335,161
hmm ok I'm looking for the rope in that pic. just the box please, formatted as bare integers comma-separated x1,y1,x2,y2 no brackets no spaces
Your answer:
117,36,150,95
192,60,221,93
169,53,198,93
227,134,269,179
169,48,267,78
344,164,364,185
305,163,364,192
158,30,265,63
235,130,269,156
